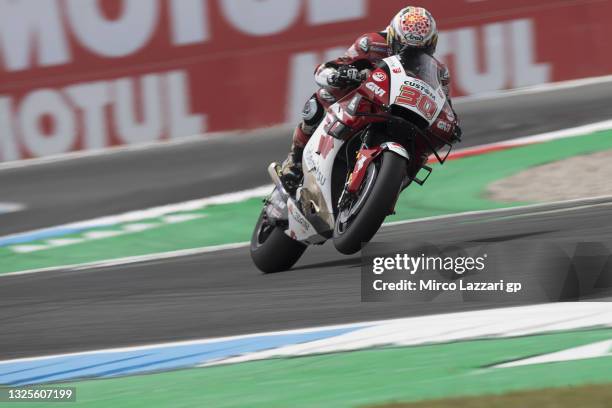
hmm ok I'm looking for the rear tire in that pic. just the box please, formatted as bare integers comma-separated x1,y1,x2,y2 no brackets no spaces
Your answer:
333,151,407,255
250,210,307,273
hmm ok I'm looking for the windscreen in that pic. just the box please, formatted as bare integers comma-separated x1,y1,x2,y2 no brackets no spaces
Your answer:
400,51,442,91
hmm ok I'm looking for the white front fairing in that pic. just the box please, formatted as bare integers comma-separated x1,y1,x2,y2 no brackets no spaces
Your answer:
383,55,446,126
285,108,345,242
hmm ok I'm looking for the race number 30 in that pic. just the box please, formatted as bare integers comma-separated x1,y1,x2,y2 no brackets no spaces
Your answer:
395,85,437,120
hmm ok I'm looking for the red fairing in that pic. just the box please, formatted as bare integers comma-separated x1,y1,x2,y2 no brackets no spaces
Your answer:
347,147,383,193
429,101,459,147
358,68,391,106
321,88,388,141
319,67,392,139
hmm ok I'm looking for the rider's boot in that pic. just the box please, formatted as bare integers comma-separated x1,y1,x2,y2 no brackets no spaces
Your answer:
280,126,309,194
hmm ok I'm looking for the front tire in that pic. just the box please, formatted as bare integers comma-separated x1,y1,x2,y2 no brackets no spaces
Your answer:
333,151,407,255
250,210,307,273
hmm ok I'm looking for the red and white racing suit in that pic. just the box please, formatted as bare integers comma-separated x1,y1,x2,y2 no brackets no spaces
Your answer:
286,31,453,165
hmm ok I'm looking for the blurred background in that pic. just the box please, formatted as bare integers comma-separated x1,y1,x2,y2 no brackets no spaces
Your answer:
1,0,611,161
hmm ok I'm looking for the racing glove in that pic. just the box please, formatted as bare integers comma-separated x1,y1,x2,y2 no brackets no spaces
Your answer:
328,65,363,88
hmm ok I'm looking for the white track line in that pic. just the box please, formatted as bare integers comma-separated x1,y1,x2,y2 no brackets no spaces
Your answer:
201,303,612,367
0,202,25,214
1,302,610,367
455,74,612,103
0,124,291,172
4,195,612,278
426,119,612,163
457,119,612,151
383,194,612,228
2,242,249,277
0,185,272,245
0,128,246,172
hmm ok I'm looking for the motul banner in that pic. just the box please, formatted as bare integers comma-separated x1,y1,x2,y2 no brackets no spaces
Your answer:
1,0,611,161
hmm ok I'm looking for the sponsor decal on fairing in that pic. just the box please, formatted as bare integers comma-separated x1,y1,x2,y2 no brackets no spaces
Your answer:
365,82,386,97
372,71,387,82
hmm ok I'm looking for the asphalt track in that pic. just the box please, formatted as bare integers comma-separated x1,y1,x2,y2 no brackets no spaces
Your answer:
1,81,612,360
1,198,612,359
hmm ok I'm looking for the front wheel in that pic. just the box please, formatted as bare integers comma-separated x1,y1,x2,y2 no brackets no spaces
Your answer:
333,151,407,255
250,209,307,273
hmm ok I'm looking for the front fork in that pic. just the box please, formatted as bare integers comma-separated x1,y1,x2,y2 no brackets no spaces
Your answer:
338,141,411,215
346,142,410,192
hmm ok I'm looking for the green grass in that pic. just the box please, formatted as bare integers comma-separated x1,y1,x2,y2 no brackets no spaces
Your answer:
13,328,612,408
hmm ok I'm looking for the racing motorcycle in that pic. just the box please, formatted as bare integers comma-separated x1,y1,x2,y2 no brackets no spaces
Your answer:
250,50,460,273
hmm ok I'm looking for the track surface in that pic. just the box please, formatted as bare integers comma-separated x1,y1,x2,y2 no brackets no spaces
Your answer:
1,81,612,235
1,198,612,359
1,82,611,360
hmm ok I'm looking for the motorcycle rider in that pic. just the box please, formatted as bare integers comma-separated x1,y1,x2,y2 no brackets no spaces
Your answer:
280,6,460,190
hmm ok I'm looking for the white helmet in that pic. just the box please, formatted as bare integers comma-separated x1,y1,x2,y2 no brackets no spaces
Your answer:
387,6,438,55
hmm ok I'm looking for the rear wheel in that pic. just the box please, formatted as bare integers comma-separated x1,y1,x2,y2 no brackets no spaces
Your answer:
333,151,407,255
250,209,307,273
